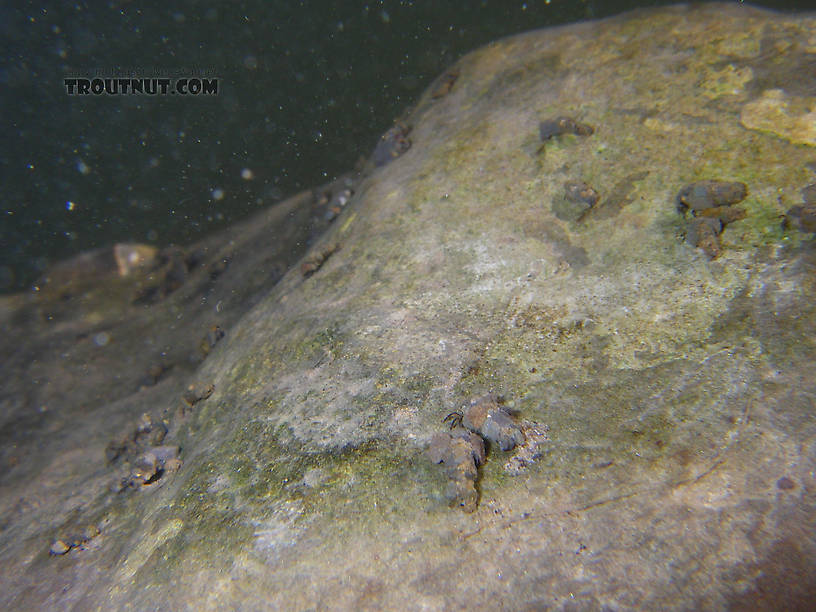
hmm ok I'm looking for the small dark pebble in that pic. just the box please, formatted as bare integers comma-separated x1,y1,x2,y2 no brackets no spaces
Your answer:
676,180,747,212
49,525,100,556
783,204,816,233
134,412,168,447
539,116,594,141
122,445,181,489
776,476,796,490
106,412,168,464
49,539,70,556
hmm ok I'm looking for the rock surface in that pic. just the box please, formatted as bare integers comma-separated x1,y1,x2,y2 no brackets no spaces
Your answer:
2,3,816,609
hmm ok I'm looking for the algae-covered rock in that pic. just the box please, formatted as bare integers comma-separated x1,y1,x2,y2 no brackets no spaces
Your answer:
740,89,816,146
2,3,816,610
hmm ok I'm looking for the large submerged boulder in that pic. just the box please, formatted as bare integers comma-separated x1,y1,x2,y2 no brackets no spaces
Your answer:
2,3,816,609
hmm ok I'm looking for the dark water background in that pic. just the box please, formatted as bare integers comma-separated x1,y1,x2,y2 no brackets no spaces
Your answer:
1,0,814,292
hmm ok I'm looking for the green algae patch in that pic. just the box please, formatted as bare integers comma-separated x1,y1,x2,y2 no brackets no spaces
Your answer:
721,195,790,253
291,322,345,365
114,431,445,599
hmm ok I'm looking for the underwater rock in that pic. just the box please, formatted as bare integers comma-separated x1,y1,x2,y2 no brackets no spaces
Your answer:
740,88,816,146
35,243,155,298
3,5,816,610
113,243,158,277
